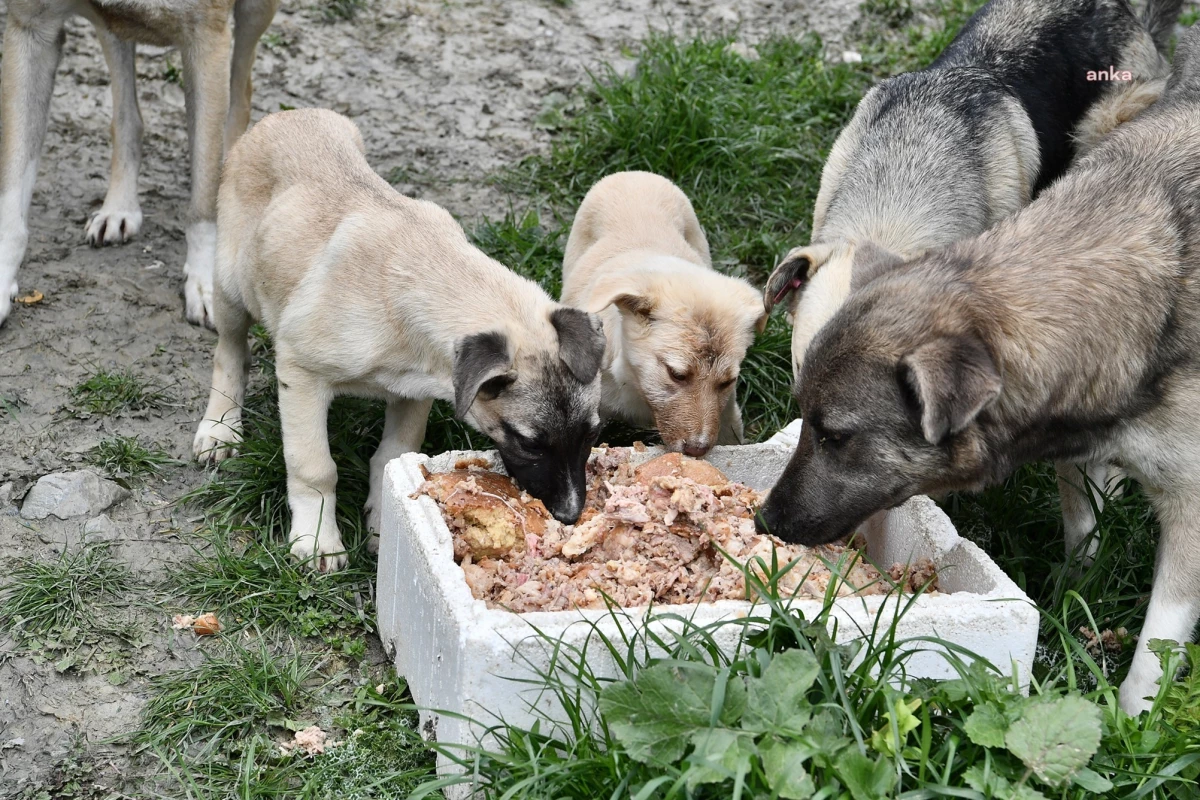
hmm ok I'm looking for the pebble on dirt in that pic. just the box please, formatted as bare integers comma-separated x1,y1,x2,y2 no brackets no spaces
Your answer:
18,471,129,521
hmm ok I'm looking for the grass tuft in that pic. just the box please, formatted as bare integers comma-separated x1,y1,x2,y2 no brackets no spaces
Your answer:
0,543,134,641
136,639,319,752
70,369,169,416
87,435,180,481
318,0,366,23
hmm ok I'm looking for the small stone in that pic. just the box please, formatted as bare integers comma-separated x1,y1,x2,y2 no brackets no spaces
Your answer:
0,482,14,507
842,50,864,64
20,471,130,521
84,513,119,540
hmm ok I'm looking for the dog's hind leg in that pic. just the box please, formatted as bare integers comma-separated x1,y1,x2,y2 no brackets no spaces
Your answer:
179,13,233,329
365,397,434,552
0,4,68,326
86,27,143,247
193,286,251,463
277,360,347,572
225,0,279,152
1057,460,1110,568
1119,486,1200,715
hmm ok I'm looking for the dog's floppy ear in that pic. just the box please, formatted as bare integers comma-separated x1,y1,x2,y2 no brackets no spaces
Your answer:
452,331,514,419
763,243,836,314
898,335,1002,445
551,307,606,383
850,241,905,292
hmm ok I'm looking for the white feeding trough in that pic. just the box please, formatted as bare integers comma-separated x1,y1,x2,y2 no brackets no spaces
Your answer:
377,419,1038,785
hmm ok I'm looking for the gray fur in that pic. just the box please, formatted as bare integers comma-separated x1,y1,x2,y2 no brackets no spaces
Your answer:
759,26,1200,715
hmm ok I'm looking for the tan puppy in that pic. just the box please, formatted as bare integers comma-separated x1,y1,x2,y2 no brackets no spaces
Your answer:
0,0,280,328
194,109,606,571
562,172,766,456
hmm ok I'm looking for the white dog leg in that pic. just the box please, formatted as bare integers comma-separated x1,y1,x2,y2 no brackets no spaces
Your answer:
0,8,67,326
180,16,232,328
277,361,346,572
366,397,433,552
1119,488,1200,715
194,286,251,462
86,27,143,246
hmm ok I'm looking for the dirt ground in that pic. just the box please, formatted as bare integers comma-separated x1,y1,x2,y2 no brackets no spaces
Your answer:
0,0,859,791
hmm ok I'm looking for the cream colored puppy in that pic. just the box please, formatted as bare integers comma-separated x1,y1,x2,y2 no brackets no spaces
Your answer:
562,172,766,456
194,109,605,571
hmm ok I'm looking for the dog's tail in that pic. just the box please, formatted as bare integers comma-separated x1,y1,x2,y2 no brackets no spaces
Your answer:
1142,0,1184,53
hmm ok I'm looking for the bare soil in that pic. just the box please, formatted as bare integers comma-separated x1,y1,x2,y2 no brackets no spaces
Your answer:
0,0,858,792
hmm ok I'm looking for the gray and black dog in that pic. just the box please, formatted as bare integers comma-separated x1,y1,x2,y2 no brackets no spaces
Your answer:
757,23,1200,716
762,0,1181,562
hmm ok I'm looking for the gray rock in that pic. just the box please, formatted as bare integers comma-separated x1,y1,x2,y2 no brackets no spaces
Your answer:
84,513,120,541
19,471,129,521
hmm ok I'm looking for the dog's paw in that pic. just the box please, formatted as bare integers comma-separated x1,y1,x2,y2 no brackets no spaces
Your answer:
184,271,215,329
289,527,349,573
86,207,143,247
367,534,380,554
193,418,241,463
0,281,15,327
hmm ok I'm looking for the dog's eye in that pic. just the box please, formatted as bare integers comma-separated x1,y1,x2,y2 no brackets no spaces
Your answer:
820,430,852,447
717,377,736,391
665,364,689,383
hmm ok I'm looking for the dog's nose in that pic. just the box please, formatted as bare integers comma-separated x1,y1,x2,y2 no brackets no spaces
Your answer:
683,441,711,458
550,490,584,525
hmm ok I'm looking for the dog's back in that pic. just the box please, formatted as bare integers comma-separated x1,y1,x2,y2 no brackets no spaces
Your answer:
934,0,1175,188
562,171,711,303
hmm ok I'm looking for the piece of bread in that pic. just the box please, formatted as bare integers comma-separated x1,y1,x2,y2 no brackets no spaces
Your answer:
420,469,550,557
633,452,729,486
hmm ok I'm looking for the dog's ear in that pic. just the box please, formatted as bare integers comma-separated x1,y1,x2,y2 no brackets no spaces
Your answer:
763,243,836,314
898,335,1002,445
453,331,514,419
850,241,905,292
551,307,606,383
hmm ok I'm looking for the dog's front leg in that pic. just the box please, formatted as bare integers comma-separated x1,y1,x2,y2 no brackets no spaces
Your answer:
277,361,347,572
194,285,251,461
0,5,68,326
716,395,745,445
225,0,280,152
179,17,233,328
1118,488,1200,715
86,28,143,247
365,397,434,552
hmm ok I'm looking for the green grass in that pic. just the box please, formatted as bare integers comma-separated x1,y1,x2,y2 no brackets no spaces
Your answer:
87,435,180,481
137,639,319,752
0,543,148,679
317,0,366,23
70,369,169,416
412,582,1199,798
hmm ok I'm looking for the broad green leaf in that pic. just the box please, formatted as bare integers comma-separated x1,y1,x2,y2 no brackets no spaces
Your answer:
761,737,817,799
1071,767,1114,792
835,750,896,800
599,663,740,765
743,649,820,734
963,765,1049,800
965,701,1010,748
684,728,757,789
1005,695,1102,787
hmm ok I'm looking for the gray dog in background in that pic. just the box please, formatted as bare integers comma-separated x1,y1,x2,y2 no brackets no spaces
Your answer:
757,24,1200,715
762,0,1180,563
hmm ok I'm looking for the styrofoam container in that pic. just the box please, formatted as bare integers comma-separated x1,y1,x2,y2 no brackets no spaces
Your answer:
378,420,1038,785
